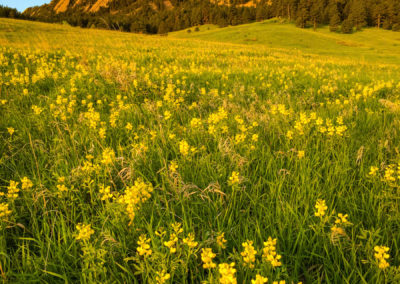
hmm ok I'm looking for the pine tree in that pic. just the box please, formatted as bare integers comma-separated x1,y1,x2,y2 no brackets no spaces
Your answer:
158,21,168,34
296,0,310,28
255,3,267,21
329,2,341,32
341,18,354,33
349,0,366,30
373,1,386,29
310,0,324,30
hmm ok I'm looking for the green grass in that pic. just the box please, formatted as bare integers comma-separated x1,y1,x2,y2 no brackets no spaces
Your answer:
0,18,400,283
171,19,400,65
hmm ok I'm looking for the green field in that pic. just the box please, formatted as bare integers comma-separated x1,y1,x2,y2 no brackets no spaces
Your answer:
171,19,400,65
1,18,400,283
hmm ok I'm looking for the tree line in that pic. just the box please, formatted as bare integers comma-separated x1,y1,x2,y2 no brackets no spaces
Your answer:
1,0,400,34
0,5,25,19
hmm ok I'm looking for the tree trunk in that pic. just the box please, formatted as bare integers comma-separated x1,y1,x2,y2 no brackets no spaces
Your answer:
378,14,381,29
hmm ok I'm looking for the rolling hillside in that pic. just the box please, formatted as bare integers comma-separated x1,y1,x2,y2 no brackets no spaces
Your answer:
171,19,400,64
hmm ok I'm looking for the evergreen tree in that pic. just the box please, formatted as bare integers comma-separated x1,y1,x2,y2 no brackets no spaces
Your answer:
255,3,267,21
341,18,353,33
310,0,324,30
349,0,366,30
373,1,386,29
158,21,168,34
329,2,341,32
296,0,309,28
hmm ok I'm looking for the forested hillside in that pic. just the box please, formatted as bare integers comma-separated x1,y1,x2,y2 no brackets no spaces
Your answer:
3,0,400,35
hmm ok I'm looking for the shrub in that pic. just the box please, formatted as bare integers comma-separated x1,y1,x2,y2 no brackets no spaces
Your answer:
392,23,400,32
341,19,354,34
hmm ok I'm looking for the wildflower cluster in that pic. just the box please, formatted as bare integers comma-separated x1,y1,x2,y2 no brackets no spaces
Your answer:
374,246,390,270
201,248,217,269
118,178,153,224
218,262,237,284
314,199,328,217
262,237,282,267
137,234,152,257
75,223,95,241
241,240,257,268
368,163,400,187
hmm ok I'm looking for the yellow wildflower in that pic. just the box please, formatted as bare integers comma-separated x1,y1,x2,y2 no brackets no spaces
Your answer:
217,232,227,249
262,237,282,267
7,180,20,200
179,140,190,156
374,246,390,269
101,148,115,166
164,233,178,253
125,122,133,130
75,223,94,241
0,203,12,220
171,222,183,234
252,275,268,284
368,166,379,176
241,240,257,268
7,127,15,136
218,262,237,284
164,110,171,120
190,118,202,129
286,130,293,140
314,199,327,217
57,184,68,192
155,270,170,284
169,161,178,173
99,185,113,200
201,248,216,269
118,178,153,224
335,213,349,225
228,171,240,186
32,105,43,115
182,233,198,249
137,234,152,257
21,177,33,190
99,127,106,139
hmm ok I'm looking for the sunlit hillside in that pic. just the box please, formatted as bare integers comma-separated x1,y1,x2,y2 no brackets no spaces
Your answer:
1,18,400,283
171,19,400,65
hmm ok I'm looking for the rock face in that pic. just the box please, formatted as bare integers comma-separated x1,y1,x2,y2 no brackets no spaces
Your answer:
54,0,70,13
23,0,112,16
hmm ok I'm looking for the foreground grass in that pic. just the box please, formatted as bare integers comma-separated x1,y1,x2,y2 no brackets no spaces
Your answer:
0,18,400,283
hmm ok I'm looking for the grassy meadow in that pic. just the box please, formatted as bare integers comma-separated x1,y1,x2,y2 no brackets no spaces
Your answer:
0,18,400,283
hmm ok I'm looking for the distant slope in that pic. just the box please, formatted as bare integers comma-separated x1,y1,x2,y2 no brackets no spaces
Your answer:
0,18,399,66
170,20,400,64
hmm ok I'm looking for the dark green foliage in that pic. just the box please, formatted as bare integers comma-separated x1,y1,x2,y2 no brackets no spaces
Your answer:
341,18,354,33
0,5,24,19
329,3,341,32
348,0,366,30
295,0,309,28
